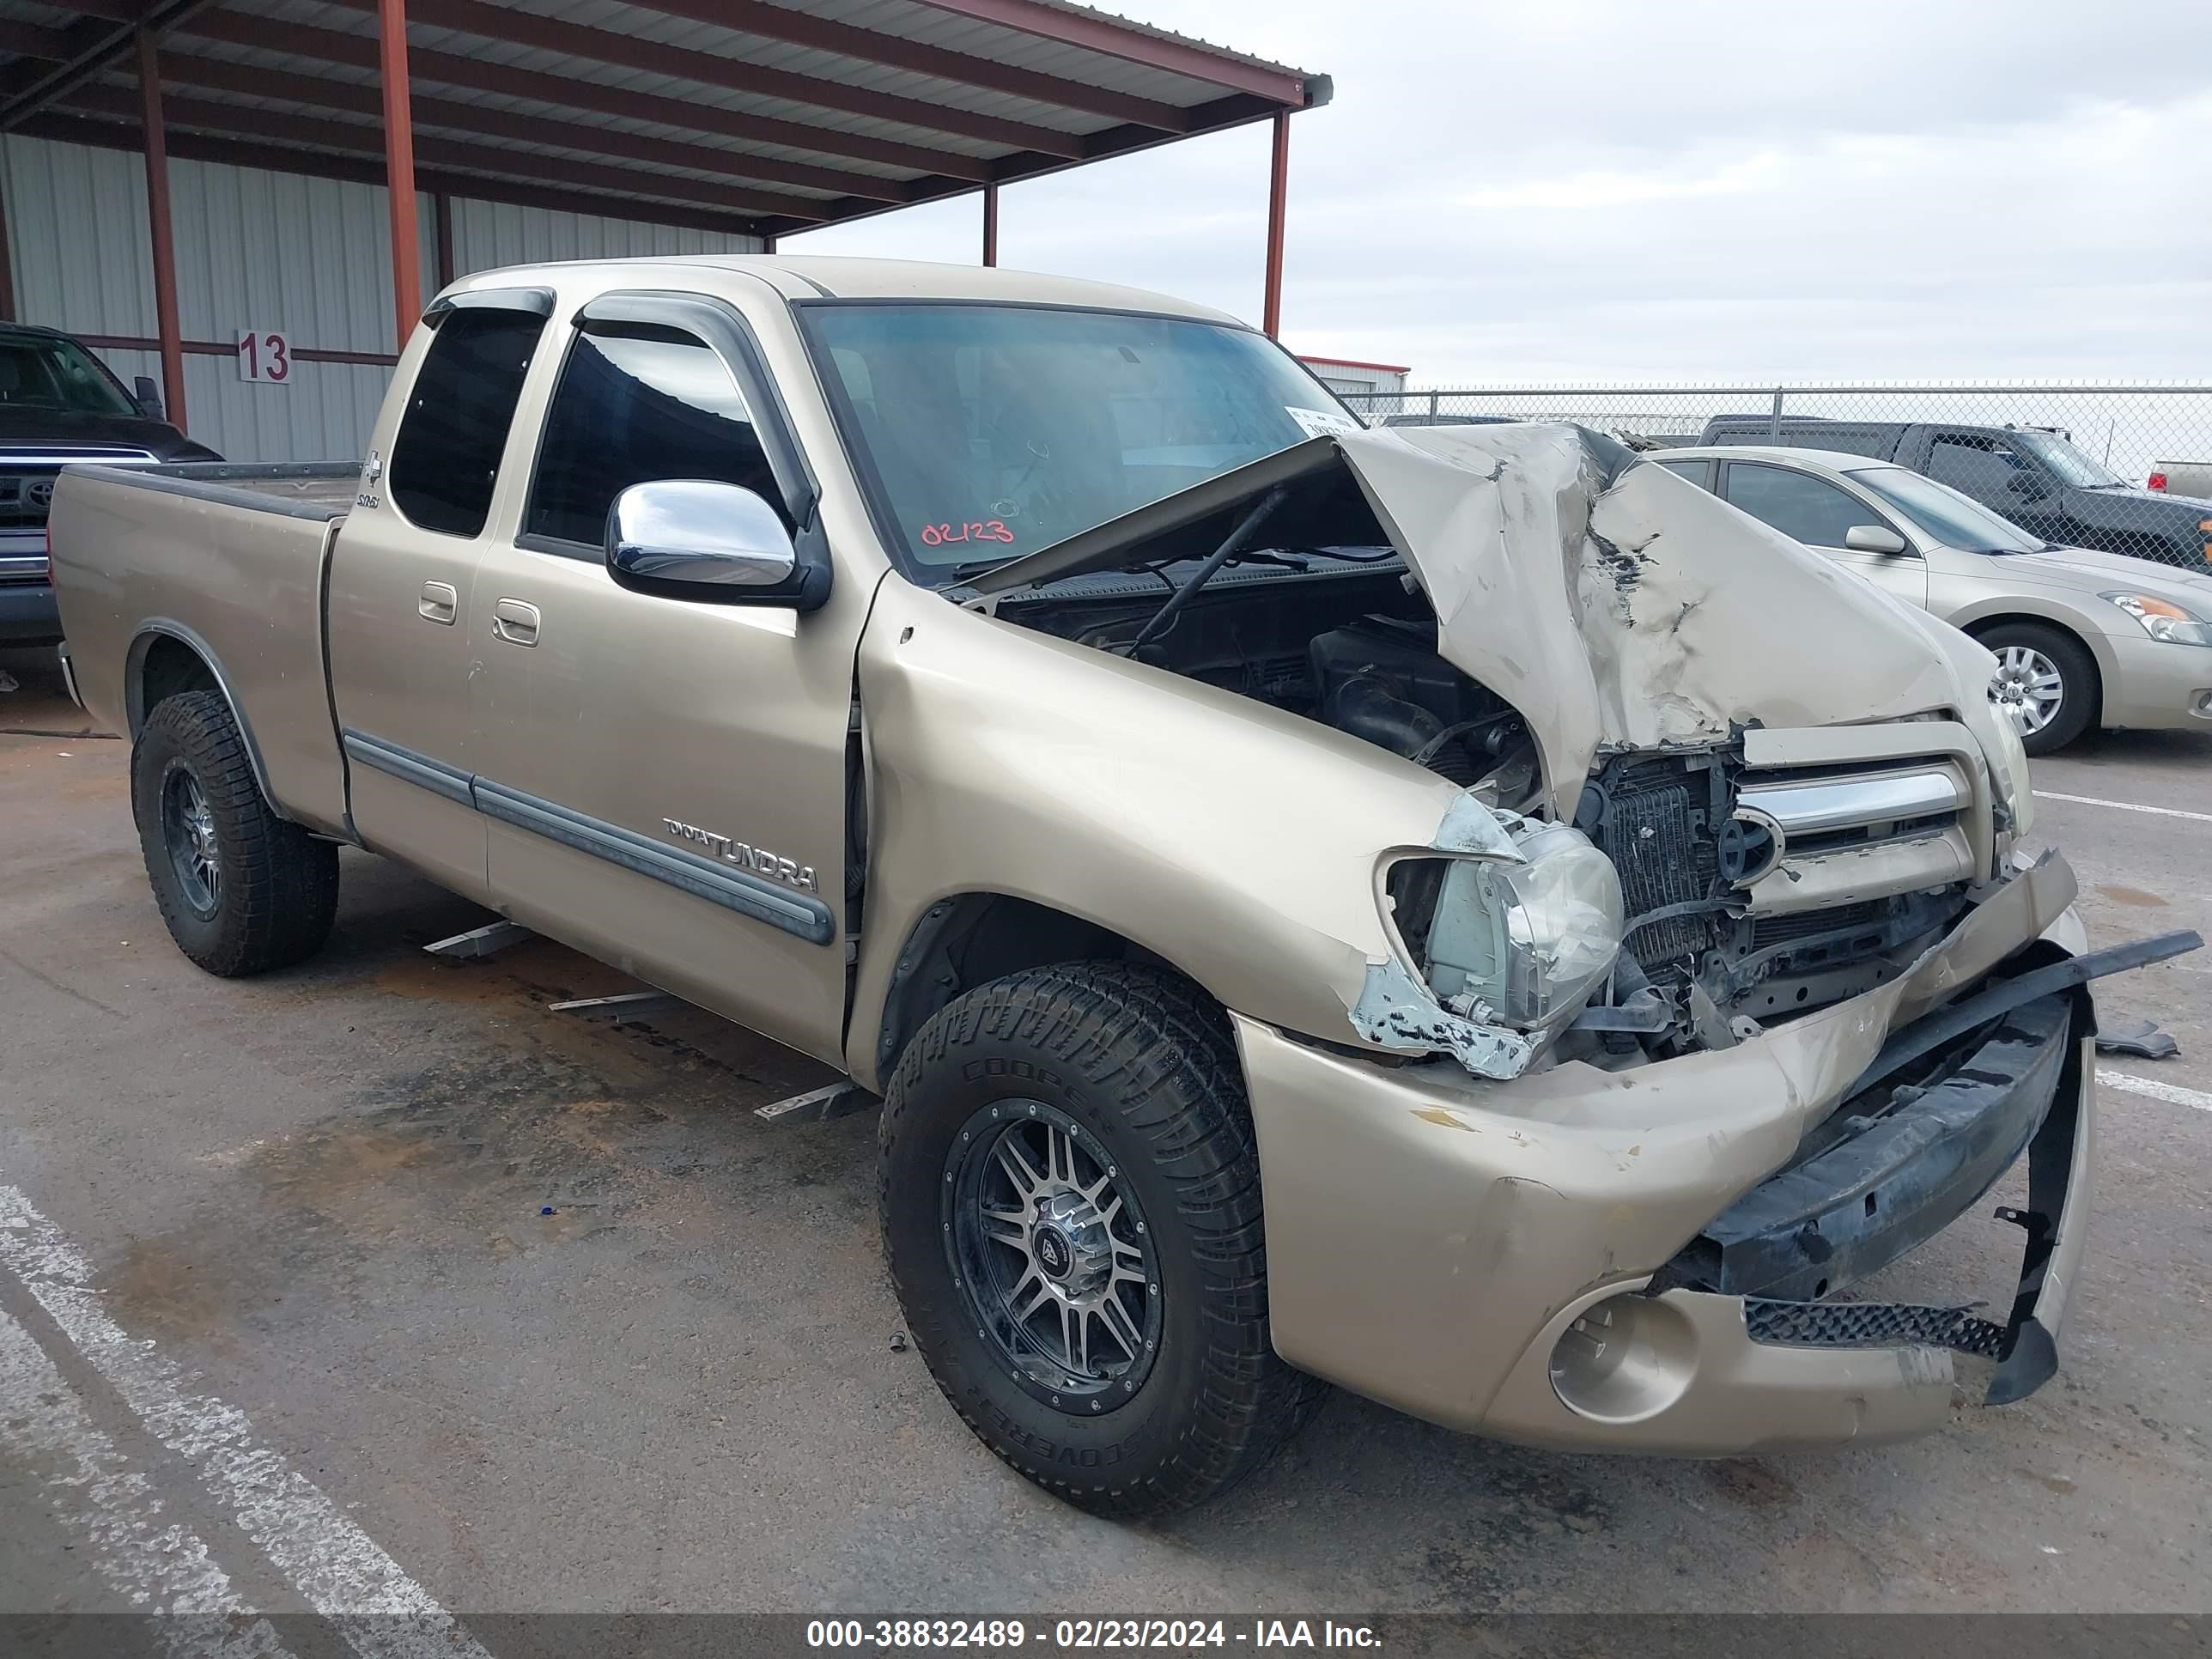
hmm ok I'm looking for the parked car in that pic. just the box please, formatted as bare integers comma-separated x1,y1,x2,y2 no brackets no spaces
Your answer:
1655,445,2212,754
49,258,2187,1516
0,322,218,646
2148,459,2212,498
1698,415,2212,572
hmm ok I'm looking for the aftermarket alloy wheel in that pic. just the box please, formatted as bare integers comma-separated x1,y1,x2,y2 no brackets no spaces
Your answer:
1981,623,2098,756
879,963,1325,1517
132,690,339,975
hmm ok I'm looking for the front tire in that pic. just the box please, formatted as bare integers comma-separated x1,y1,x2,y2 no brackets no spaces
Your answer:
1982,622,2098,756
879,963,1323,1517
131,690,339,975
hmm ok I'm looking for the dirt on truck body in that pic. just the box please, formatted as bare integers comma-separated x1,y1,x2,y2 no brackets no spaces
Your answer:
47,255,2198,1516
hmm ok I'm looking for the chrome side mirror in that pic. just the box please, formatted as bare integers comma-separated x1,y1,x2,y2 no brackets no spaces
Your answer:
1844,524,1909,555
607,479,797,592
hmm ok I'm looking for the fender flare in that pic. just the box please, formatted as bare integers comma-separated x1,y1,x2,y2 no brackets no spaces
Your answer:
125,618,285,817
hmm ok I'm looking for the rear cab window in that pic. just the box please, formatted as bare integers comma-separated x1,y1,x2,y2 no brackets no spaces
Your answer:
388,305,546,538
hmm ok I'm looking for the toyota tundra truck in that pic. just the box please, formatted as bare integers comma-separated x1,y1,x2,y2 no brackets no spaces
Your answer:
48,257,2197,1517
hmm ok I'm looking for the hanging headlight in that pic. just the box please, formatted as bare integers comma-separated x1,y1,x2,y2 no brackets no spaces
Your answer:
1388,821,1625,1040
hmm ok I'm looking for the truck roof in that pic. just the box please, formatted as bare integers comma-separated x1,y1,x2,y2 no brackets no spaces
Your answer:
441,254,1244,326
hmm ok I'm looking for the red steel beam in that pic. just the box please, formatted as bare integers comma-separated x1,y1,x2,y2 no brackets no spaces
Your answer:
626,0,1189,132
135,28,186,431
59,82,841,221
981,179,997,267
1261,109,1288,339
22,111,769,239
378,0,421,349
181,9,994,181
902,0,1310,106
156,49,911,202
315,0,1084,160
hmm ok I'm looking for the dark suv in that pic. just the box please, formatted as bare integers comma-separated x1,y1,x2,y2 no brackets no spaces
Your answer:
1698,416,2212,571
1,323,219,645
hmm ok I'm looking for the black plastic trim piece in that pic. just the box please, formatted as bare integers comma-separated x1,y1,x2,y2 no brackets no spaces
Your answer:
423,286,556,326
340,729,472,806
1665,992,2076,1302
472,778,834,945
338,727,836,946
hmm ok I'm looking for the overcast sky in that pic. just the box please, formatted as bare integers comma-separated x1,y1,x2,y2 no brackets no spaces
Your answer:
788,0,2212,386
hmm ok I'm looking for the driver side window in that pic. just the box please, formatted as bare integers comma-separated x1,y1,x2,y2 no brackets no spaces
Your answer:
1723,463,1888,549
524,321,788,553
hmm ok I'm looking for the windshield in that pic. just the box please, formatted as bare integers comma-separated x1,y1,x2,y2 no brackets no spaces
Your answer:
799,302,1356,574
0,334,139,417
1849,465,2044,553
2006,428,2122,488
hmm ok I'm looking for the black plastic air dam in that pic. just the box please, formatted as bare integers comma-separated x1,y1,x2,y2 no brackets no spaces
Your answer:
1659,990,2075,1304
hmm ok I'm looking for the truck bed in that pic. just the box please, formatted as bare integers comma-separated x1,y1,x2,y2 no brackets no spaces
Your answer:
89,459,362,520
48,459,362,837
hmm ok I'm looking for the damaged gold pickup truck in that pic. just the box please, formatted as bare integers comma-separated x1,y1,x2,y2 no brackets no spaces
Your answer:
49,258,2198,1518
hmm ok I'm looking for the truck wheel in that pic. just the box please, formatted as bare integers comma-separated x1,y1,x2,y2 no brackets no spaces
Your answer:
131,690,339,976
1982,623,2098,756
879,962,1323,1517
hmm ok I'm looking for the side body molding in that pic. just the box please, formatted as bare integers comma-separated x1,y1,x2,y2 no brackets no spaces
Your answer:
340,729,836,946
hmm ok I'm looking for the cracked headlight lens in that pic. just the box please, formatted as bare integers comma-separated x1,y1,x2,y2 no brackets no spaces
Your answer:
2101,591,2212,647
1393,823,1624,1036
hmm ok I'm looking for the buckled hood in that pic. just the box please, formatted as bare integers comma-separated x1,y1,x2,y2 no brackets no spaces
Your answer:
973,422,2013,813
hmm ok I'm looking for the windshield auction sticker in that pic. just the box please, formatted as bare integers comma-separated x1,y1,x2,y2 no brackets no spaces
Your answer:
1285,405,1364,439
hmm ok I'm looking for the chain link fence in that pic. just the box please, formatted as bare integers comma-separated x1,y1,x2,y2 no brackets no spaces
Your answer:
1339,384,2212,570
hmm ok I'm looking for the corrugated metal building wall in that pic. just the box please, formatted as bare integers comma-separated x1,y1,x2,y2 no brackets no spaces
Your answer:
0,133,762,463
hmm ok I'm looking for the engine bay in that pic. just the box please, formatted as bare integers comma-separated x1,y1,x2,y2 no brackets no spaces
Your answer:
999,562,1976,1066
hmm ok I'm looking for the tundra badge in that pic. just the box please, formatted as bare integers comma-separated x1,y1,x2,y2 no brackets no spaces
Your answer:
662,817,818,893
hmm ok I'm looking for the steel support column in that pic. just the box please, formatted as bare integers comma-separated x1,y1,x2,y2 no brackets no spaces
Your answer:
0,176,14,319
135,29,185,431
1261,109,1288,338
981,179,999,266
432,190,454,289
377,0,422,347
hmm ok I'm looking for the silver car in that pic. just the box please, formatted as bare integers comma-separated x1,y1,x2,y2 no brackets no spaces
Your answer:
1657,445,2212,753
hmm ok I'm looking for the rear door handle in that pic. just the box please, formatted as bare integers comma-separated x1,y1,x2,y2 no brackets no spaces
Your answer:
418,580,458,625
491,598,540,647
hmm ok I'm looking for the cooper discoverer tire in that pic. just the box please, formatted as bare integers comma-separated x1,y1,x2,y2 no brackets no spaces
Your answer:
131,690,339,976
878,962,1325,1518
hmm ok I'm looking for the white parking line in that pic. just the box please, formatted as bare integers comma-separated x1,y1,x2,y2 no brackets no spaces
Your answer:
2099,1069,2212,1115
2035,789,2212,824
0,1305,295,1659
0,1182,494,1659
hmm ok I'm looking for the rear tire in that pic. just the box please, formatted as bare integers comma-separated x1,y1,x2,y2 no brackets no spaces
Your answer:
131,690,339,975
878,962,1324,1518
1980,622,2098,756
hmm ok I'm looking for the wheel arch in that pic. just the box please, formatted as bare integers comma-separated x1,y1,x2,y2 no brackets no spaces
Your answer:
125,621,283,815
865,890,1200,1085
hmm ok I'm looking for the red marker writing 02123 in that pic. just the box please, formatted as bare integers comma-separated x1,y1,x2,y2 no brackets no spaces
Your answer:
919,520,1017,547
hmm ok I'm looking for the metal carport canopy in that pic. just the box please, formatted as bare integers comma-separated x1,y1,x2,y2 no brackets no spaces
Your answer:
0,0,1328,373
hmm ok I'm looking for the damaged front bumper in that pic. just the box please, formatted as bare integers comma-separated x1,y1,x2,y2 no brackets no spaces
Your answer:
1235,852,2146,1455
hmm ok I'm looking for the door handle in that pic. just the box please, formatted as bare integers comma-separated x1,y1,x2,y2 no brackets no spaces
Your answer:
418,580,458,625
491,598,540,647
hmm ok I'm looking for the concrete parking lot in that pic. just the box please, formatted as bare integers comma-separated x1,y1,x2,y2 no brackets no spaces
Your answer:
3,642,2209,1626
